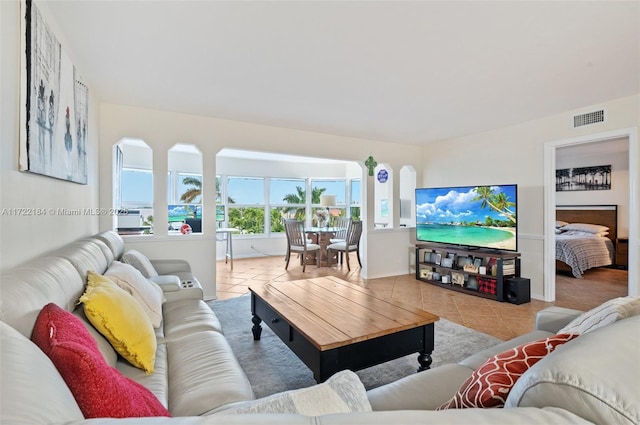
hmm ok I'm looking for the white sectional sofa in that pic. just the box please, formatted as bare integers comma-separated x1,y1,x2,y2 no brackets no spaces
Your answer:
1,231,638,424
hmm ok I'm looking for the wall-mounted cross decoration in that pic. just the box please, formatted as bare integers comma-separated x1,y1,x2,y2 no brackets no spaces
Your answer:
365,155,377,176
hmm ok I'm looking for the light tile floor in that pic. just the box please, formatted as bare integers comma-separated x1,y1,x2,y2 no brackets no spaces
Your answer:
215,254,628,341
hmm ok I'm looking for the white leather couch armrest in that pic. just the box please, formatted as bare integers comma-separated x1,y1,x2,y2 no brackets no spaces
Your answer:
150,259,192,275
367,364,473,411
535,307,583,333
149,275,181,292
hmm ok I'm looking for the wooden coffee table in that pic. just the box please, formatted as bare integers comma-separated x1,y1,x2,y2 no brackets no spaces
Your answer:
249,277,439,382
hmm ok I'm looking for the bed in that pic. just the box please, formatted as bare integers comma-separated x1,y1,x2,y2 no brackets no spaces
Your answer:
555,205,617,278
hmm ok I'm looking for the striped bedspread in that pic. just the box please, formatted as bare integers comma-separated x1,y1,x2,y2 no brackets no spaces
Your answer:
556,235,615,278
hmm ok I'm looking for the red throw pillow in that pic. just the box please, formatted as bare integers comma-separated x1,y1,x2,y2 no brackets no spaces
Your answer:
31,303,171,419
437,333,579,409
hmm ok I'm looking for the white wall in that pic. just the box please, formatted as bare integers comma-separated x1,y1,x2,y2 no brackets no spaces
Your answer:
421,95,639,301
1,1,100,271
98,104,423,298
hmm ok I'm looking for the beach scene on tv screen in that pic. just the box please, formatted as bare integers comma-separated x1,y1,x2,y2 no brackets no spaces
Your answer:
416,185,517,251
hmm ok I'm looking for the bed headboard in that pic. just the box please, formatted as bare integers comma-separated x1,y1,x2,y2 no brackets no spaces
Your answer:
556,205,618,243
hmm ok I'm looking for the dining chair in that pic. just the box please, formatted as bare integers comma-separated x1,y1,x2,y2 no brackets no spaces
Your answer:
330,217,351,244
327,220,362,271
284,219,321,272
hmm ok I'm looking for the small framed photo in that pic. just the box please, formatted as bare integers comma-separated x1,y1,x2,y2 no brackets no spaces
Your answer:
435,253,442,265
466,275,479,290
473,258,482,268
447,252,456,260
441,258,454,268
457,256,472,268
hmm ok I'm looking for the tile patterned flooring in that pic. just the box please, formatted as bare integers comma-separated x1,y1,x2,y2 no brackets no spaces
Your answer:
215,255,628,341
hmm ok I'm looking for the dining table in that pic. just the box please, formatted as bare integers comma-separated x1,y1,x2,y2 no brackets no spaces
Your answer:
304,226,340,267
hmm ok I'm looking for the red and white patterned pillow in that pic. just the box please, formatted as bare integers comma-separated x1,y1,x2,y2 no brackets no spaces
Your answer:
437,333,579,409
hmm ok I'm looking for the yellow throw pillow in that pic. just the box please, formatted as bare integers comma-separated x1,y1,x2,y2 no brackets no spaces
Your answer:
81,271,156,373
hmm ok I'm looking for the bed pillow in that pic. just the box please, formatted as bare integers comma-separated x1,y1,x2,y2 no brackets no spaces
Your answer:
558,296,640,335
121,250,158,278
437,334,578,410
31,303,171,418
555,220,569,228
81,271,157,373
561,223,609,234
217,370,371,415
560,230,608,238
105,261,164,328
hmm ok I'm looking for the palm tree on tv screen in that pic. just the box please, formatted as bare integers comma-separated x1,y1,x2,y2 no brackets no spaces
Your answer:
472,186,516,224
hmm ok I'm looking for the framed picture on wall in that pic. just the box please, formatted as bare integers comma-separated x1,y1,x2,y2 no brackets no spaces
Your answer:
19,0,89,184
556,165,611,191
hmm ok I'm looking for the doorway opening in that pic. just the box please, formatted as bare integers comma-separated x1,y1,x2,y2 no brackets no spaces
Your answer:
543,128,638,302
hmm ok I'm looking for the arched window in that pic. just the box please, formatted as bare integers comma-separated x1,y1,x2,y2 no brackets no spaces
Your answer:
113,138,153,235
168,144,203,234
400,165,416,227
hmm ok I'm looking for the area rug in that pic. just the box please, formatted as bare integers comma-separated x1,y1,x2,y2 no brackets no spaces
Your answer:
208,295,501,398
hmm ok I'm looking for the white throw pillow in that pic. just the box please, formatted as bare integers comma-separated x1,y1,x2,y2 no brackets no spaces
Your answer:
105,261,165,328
121,250,158,278
560,230,608,238
558,296,640,335
216,370,372,415
561,222,609,234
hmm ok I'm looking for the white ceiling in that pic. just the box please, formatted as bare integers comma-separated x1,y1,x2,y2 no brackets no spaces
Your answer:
44,1,640,146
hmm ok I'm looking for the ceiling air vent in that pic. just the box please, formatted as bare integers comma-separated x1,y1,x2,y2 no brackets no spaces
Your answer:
573,109,605,128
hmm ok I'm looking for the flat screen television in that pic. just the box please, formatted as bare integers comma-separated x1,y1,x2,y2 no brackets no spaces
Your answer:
167,204,202,222
415,184,517,252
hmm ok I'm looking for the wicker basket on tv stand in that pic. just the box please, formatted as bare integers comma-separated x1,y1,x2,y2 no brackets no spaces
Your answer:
415,243,521,302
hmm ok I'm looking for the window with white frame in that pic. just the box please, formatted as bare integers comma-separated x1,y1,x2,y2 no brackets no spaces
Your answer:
227,177,265,234
350,178,361,220
168,144,203,234
269,178,306,232
115,138,154,235
310,179,347,226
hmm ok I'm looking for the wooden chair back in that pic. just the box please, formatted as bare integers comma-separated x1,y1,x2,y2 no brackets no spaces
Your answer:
284,219,306,248
347,220,363,247
332,217,351,240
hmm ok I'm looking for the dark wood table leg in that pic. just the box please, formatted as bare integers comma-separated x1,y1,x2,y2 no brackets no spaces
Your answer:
250,294,262,340
417,323,435,372
252,314,262,340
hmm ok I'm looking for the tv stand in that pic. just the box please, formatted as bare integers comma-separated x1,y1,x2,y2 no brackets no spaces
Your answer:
415,243,524,302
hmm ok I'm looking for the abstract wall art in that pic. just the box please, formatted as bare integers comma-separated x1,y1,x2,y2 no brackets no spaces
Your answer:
19,0,88,184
